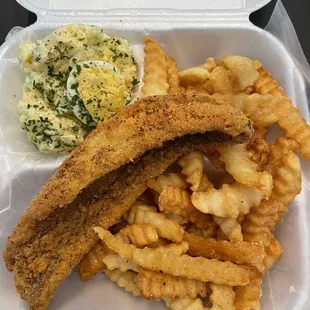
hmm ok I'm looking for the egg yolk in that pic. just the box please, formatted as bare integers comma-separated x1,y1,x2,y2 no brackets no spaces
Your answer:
76,66,125,123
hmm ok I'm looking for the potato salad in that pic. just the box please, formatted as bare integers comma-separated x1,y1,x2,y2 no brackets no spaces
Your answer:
18,24,138,153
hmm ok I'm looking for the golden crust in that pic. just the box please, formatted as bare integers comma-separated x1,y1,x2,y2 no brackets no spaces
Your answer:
97,229,250,286
254,60,285,97
137,269,208,300
234,268,263,310
167,56,183,93
183,232,265,270
141,37,169,95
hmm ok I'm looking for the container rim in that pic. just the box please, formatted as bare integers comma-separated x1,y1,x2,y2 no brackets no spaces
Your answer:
16,0,273,19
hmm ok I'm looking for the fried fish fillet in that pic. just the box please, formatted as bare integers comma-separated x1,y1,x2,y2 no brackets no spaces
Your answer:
5,93,252,253
4,93,253,309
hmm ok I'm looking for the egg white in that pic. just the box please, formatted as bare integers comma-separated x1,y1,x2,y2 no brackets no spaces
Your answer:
66,60,124,125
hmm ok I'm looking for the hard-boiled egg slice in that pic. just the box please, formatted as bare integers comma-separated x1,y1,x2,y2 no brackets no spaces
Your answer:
67,60,125,125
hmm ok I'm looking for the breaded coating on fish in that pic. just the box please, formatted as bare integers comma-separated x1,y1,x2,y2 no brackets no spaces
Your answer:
4,93,253,309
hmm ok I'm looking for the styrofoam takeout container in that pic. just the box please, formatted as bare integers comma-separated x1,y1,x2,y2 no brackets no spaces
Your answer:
0,0,309,309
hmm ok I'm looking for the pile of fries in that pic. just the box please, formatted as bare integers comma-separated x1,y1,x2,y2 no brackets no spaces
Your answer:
78,37,309,309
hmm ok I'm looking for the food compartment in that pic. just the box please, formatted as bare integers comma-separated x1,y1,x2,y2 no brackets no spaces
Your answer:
0,20,309,310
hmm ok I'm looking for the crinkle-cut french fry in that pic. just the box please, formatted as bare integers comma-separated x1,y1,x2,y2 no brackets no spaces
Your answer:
192,183,263,218
147,237,170,248
166,213,188,225
179,67,211,87
212,93,278,128
253,60,285,97
270,151,301,205
141,37,169,96
126,204,184,242
178,151,204,191
137,269,208,301
274,96,310,158
248,138,270,171
248,126,268,147
118,224,158,247
79,227,137,281
167,56,183,94
124,203,156,223
132,248,249,287
209,66,235,94
104,240,190,273
129,202,157,213
154,241,189,255
242,199,281,247
96,229,250,286
178,58,216,93
201,57,217,73
264,235,283,270
218,55,259,91
209,283,235,310
147,173,187,194
234,268,263,310
237,93,277,127
103,253,140,272
183,232,265,270
186,222,218,239
78,241,106,281
109,221,129,235
266,137,300,175
104,268,140,297
218,144,273,198
213,217,243,241
165,296,206,310
185,84,210,94
80,223,157,280
158,186,213,229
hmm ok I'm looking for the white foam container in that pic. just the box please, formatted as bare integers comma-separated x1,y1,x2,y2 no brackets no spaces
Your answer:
0,0,309,309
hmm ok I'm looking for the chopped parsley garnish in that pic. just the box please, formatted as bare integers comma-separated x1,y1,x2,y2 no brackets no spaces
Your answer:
71,83,79,90
47,66,69,86
76,64,81,74
33,81,44,95
69,95,80,106
46,89,56,103
72,126,79,133
132,78,139,86
39,116,49,123
54,45,69,60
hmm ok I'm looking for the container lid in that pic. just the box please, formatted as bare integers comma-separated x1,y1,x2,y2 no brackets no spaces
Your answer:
17,0,272,16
